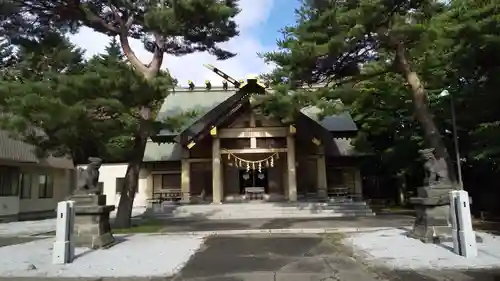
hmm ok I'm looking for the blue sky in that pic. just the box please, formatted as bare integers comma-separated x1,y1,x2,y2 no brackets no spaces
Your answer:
69,0,301,86
255,0,300,46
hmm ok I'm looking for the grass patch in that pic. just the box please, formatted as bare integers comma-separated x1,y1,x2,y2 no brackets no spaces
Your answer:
112,218,166,234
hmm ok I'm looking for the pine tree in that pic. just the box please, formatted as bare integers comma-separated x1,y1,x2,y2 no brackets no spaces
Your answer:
102,37,124,62
3,0,241,227
261,0,460,184
0,32,171,168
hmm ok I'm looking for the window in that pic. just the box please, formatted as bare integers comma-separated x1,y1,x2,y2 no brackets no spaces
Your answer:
116,177,125,194
38,174,54,199
0,166,20,197
20,173,32,199
152,173,181,191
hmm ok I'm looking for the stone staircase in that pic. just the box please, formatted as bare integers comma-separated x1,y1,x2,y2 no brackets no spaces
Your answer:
150,201,375,220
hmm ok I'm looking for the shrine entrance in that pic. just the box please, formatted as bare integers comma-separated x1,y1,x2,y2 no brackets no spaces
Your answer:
239,169,269,194
226,151,279,201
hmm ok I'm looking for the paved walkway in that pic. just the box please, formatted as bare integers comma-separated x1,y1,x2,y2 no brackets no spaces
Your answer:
156,214,415,233
171,233,383,281
0,214,414,238
2,232,500,280
170,234,500,281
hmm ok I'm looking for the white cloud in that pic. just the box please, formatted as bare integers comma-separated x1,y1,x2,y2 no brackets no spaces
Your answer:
68,0,275,87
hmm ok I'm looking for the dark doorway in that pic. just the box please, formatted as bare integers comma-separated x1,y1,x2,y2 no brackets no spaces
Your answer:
239,169,269,194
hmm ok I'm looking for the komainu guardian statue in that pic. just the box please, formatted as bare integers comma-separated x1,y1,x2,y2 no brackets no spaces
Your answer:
74,157,103,195
419,148,450,187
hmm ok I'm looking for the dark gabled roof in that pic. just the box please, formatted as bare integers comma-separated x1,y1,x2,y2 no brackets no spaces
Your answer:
144,82,360,162
0,130,74,168
173,89,247,145
0,130,39,163
301,107,358,132
155,86,237,138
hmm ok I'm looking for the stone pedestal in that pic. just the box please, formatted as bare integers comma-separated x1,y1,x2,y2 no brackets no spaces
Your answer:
408,185,453,243
69,194,115,249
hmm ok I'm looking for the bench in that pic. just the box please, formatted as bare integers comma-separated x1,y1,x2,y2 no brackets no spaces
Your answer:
150,189,183,203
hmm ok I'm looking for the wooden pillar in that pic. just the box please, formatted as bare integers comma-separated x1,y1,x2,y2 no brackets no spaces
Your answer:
212,137,223,203
181,159,190,203
249,112,257,148
353,169,363,200
316,154,328,199
286,135,297,201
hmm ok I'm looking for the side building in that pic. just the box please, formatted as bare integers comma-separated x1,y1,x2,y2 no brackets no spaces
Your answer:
0,131,75,222
97,79,367,207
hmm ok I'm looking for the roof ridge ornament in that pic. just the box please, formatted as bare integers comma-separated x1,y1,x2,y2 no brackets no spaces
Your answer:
204,64,240,88
203,64,266,93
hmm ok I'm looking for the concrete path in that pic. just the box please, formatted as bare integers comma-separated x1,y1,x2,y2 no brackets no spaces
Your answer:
168,234,500,281
156,214,415,233
171,233,383,281
1,233,500,280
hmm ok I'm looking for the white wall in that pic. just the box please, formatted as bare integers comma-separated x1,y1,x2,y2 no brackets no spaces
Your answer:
78,163,149,207
0,196,20,218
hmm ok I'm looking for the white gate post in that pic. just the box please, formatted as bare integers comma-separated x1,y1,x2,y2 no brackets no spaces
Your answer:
53,201,75,264
449,190,477,257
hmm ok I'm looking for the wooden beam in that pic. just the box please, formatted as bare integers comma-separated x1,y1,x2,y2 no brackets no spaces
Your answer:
186,158,212,163
219,127,287,138
221,148,287,154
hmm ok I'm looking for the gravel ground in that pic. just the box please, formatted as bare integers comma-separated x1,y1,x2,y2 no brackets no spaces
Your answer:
0,234,204,278
347,228,500,269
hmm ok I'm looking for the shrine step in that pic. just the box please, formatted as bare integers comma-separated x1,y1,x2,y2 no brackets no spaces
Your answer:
150,202,375,220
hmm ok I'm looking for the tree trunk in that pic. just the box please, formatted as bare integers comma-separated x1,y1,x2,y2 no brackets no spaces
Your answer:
114,108,151,228
114,32,163,228
394,43,457,184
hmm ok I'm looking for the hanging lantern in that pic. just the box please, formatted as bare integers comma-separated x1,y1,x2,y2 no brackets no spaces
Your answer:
258,173,265,180
243,173,250,180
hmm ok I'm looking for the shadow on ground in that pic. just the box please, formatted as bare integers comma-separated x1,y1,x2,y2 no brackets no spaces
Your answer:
384,269,500,281
0,236,43,248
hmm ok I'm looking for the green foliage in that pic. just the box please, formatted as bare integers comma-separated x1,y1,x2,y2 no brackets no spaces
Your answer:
437,0,500,169
102,37,124,61
259,0,445,123
261,0,444,87
6,0,240,60
262,0,500,183
0,32,176,164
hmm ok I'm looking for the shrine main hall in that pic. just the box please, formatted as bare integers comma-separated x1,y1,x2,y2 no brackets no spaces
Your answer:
119,76,366,205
